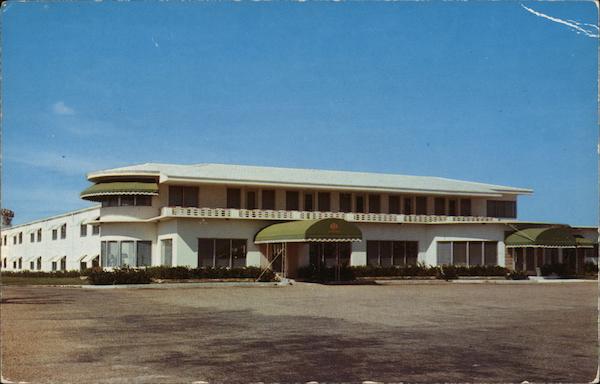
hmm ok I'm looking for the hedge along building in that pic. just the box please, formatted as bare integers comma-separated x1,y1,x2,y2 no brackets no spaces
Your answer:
0,163,597,275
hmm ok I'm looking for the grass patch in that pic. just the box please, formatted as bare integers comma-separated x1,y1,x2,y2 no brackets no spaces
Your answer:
1,276,88,285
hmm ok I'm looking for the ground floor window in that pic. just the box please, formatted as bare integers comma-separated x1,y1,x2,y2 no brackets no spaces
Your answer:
30,261,35,270
101,240,153,268
161,239,173,266
197,238,247,268
60,256,66,271
437,241,498,266
52,261,57,271
2,258,6,268
18,257,22,269
309,242,352,268
367,241,419,267
37,257,42,270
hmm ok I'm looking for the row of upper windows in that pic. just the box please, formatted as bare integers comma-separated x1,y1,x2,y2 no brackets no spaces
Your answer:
100,195,152,207
167,186,516,218
2,224,100,246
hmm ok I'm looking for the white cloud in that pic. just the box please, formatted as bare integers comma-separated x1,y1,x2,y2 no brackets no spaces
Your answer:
52,101,75,115
521,4,599,39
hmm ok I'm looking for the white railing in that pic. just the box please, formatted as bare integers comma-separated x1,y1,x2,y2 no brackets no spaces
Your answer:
162,207,504,224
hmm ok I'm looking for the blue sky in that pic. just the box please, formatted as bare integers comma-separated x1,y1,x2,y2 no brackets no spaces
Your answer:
1,1,597,225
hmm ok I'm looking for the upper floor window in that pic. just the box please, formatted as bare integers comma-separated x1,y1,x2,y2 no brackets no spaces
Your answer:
60,224,67,239
168,186,198,207
262,190,275,210
434,197,446,215
37,229,42,242
415,196,428,215
13,235,17,245
404,197,413,215
339,193,352,212
52,229,58,240
368,194,381,213
388,195,400,214
18,232,22,244
304,192,314,211
226,188,241,209
246,191,257,210
102,195,153,207
3,235,6,246
487,200,516,218
355,195,365,213
92,224,100,235
30,232,35,243
286,191,299,211
318,192,330,212
80,224,87,237
460,199,472,216
448,199,458,216
102,196,119,207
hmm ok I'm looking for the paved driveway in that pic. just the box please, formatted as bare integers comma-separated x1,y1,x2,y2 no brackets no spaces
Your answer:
1,282,597,383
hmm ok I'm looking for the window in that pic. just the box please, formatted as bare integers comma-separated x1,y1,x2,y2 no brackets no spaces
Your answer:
80,224,87,237
227,188,241,209
434,198,446,215
101,196,119,207
52,261,57,271
484,242,497,265
487,200,516,218
135,195,152,206
37,229,42,242
2,258,6,268
339,193,352,212
121,195,135,206
318,192,330,212
286,191,299,211
120,241,135,266
60,224,67,239
308,243,351,268
30,232,35,243
52,229,58,240
460,199,472,216
197,238,214,268
18,232,22,244
355,195,365,213
168,186,198,207
197,238,247,268
262,190,275,210
416,196,427,215
388,196,400,214
37,257,42,270
304,192,314,211
368,240,419,266
60,257,66,271
437,241,498,266
13,236,16,245
545,248,559,264
3,236,6,246
448,200,458,216
161,239,173,267
468,242,483,266
18,257,22,269
246,191,257,210
30,261,35,270
136,241,152,267
92,225,100,235
107,241,119,267
368,194,381,213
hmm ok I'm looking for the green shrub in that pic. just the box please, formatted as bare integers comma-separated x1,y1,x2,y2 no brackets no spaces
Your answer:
297,264,356,282
143,266,276,281
505,270,529,280
540,263,575,277
87,267,151,285
584,262,598,275
1,270,82,278
436,265,458,280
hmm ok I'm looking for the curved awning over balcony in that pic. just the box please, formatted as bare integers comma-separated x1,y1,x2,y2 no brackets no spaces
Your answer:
254,218,362,244
80,182,159,201
505,227,596,248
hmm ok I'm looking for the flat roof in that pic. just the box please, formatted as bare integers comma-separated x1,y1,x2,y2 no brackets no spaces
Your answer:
1,205,100,232
87,163,533,197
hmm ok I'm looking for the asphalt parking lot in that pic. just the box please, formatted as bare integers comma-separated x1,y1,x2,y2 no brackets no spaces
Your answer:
1,282,597,383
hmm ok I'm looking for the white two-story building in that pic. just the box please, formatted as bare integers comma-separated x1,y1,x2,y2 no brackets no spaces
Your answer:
1,163,597,276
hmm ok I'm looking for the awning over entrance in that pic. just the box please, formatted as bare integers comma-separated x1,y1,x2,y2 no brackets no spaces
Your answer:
80,182,159,201
505,227,596,248
254,218,362,244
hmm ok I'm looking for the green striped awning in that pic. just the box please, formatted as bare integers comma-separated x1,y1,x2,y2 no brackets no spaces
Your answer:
254,218,362,244
80,182,159,201
505,227,592,248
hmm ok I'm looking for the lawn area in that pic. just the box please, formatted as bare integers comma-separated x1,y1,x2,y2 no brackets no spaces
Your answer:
1,276,87,285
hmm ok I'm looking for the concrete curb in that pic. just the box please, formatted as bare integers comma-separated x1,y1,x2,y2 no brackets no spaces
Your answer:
80,281,284,289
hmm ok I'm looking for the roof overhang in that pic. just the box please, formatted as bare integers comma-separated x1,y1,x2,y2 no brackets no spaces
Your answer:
505,227,597,248
254,218,362,244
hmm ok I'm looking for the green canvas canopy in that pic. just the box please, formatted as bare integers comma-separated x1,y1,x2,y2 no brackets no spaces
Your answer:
80,182,159,201
254,218,362,244
505,227,594,248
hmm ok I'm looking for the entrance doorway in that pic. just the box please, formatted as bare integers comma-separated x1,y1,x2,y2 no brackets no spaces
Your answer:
309,242,351,268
